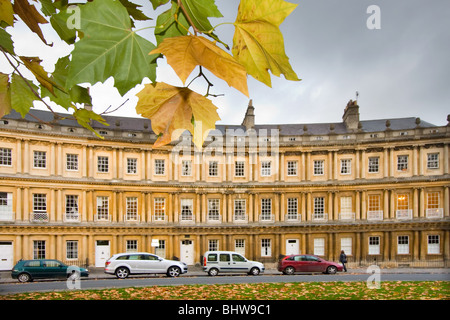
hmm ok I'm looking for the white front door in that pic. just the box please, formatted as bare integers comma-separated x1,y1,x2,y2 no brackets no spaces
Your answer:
95,240,110,267
180,240,194,265
0,242,13,270
286,239,300,255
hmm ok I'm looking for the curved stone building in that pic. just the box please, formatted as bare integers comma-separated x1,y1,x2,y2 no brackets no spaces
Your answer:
0,100,449,269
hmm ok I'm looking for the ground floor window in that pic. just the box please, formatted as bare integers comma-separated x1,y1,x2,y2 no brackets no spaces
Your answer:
340,237,352,256
313,238,325,256
126,240,138,252
155,240,166,258
235,239,245,255
427,235,440,254
66,241,78,260
397,236,409,254
368,236,380,255
208,239,219,251
261,239,271,257
33,240,46,259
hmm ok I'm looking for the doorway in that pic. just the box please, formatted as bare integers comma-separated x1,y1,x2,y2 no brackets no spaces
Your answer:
180,240,194,265
95,240,110,267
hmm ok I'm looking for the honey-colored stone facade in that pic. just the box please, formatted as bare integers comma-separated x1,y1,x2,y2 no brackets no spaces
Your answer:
0,101,449,268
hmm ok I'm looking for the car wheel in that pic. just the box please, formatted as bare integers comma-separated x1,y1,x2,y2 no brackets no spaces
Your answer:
326,266,337,274
115,267,130,279
18,273,32,283
284,266,295,275
249,267,260,276
208,268,219,276
167,266,181,277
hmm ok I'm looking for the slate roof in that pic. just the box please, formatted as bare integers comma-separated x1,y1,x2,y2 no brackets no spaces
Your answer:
3,109,437,136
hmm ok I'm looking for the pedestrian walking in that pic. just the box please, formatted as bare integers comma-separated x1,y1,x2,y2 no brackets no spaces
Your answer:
339,250,347,272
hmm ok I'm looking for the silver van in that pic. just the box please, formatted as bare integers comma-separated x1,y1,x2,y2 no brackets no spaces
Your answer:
202,251,264,276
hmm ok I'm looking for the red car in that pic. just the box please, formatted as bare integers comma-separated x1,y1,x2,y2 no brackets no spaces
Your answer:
278,254,343,275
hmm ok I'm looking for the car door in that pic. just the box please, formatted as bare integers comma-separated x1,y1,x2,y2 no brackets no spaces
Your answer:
293,255,307,272
218,253,232,272
231,253,250,272
42,260,67,278
142,254,166,273
306,255,326,272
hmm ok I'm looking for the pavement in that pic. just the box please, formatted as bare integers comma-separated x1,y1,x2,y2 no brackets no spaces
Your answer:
1,266,449,284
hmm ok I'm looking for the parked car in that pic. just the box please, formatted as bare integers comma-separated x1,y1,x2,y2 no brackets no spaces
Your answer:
104,252,187,278
11,259,89,283
278,254,343,274
203,251,264,276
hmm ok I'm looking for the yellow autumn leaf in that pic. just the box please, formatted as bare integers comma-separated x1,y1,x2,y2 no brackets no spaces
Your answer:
232,0,300,87
19,56,63,94
136,82,220,149
150,35,249,97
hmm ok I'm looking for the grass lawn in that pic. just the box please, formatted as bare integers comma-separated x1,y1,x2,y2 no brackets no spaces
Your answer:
1,281,449,300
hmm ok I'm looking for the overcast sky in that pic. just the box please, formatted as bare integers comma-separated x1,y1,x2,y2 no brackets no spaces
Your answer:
2,0,449,126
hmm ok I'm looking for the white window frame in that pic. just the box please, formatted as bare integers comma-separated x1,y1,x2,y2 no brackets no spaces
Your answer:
368,236,380,255
65,195,79,221
66,240,78,260
234,161,245,177
314,238,325,256
126,240,138,252
154,159,165,175
33,240,46,259
261,161,271,177
181,160,192,176
33,151,47,168
287,198,298,220
97,156,109,173
313,160,324,176
368,157,379,173
340,238,352,256
261,198,272,221
313,197,325,220
0,192,13,221
427,153,439,169
153,198,166,221
208,161,218,176
127,158,137,174
66,153,79,171
96,196,109,220
208,239,219,251
287,161,298,176
126,197,138,221
397,236,409,254
234,199,246,221
261,239,272,257
207,199,220,221
397,155,408,171
340,159,351,175
427,235,440,254
0,148,12,166
180,199,194,221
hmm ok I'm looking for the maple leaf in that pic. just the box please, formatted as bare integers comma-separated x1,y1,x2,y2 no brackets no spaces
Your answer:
232,0,300,87
19,56,63,94
12,0,50,45
136,82,220,148
151,35,249,97
0,72,11,118
67,0,158,96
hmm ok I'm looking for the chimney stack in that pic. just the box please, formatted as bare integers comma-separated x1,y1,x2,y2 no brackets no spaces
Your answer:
242,99,255,130
342,99,360,131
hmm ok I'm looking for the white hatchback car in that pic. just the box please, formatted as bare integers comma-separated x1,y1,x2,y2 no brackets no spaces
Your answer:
203,251,264,276
105,252,188,278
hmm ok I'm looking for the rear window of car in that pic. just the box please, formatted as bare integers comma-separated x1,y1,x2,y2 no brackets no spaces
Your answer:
24,261,40,267
207,254,217,262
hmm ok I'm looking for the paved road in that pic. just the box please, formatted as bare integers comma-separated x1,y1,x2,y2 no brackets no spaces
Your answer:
1,272,449,295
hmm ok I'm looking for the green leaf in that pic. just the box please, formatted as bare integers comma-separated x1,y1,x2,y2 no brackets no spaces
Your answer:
155,0,190,45
180,0,223,32
72,108,109,139
0,72,11,118
10,73,38,118
50,8,77,44
119,0,151,21
67,0,158,96
150,0,170,10
42,56,91,110
0,28,15,54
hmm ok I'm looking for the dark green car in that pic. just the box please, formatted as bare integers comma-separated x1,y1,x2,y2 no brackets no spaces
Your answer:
11,259,89,283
